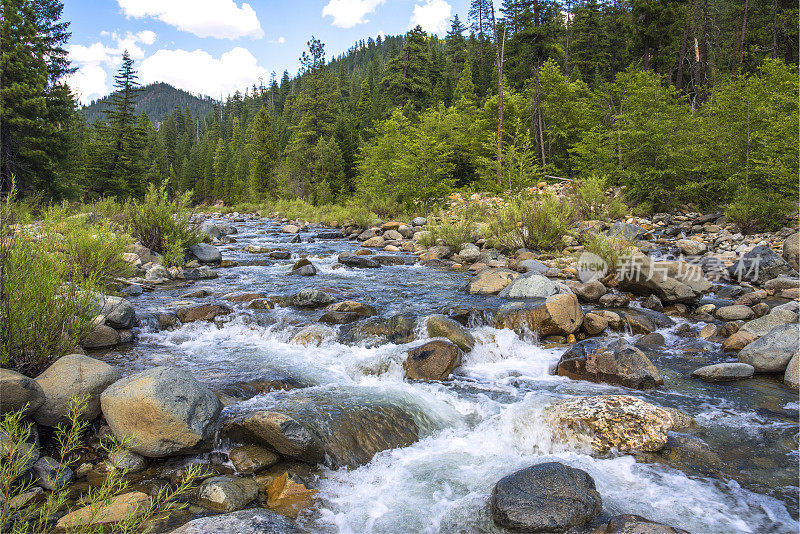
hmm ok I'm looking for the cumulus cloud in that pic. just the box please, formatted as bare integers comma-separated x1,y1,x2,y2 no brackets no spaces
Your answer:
410,0,452,33
117,0,264,39
322,0,386,28
140,47,268,98
268,36,286,44
65,64,108,104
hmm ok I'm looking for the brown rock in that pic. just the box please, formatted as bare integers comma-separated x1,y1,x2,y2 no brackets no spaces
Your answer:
56,492,149,530
721,331,757,352
494,294,584,337
177,304,233,323
405,340,462,381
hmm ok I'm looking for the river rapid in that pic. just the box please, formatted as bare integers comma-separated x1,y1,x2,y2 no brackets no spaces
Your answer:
99,215,798,533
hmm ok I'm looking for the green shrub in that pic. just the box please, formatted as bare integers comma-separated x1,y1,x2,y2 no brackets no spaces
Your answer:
579,230,634,275
724,187,794,234
420,204,484,249
488,192,576,252
573,174,627,221
127,182,202,267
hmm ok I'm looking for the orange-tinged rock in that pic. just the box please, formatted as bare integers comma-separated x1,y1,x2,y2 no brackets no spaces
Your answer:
55,491,150,529
266,472,318,518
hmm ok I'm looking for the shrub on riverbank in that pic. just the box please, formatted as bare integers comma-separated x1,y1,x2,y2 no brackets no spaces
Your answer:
580,231,634,275
572,174,627,222
488,192,576,252
420,204,485,249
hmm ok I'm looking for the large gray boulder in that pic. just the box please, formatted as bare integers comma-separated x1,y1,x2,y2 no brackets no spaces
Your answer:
783,233,799,271
498,272,572,299
784,352,799,389
0,369,45,416
34,354,120,427
490,462,601,533
740,309,798,338
738,324,799,373
728,245,798,285
691,362,754,382
168,509,300,534
556,338,663,389
618,254,708,303
466,268,518,295
494,294,584,337
286,289,336,308
100,366,221,457
189,243,222,264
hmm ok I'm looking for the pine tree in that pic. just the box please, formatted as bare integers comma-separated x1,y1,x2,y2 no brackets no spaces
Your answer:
380,26,432,109
247,107,278,199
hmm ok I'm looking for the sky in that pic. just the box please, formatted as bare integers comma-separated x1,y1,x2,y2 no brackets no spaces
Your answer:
63,0,473,105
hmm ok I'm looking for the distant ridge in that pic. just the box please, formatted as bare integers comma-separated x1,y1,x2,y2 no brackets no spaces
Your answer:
81,82,217,124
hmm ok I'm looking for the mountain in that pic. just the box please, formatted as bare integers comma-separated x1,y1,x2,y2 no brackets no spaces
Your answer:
81,82,217,124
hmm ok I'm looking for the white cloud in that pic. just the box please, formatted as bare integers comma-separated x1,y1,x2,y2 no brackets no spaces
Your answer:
269,36,286,44
140,47,268,98
322,0,386,28
410,0,451,33
65,64,108,104
117,0,263,39
136,30,157,45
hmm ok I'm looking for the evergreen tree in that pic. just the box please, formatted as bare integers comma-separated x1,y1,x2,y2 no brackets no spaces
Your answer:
247,107,278,198
381,26,432,109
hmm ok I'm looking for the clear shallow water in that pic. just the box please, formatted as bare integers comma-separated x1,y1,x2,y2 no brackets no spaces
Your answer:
96,216,798,533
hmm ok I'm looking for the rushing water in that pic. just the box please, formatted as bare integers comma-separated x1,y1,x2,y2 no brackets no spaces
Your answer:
97,215,798,533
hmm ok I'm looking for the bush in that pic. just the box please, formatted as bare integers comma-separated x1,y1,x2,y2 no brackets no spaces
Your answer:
0,396,205,534
572,174,627,221
579,230,634,275
420,204,484,249
1,193,99,374
127,182,203,267
724,188,794,234
488,192,576,252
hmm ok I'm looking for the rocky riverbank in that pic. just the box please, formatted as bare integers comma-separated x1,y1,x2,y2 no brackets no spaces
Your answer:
1,207,798,533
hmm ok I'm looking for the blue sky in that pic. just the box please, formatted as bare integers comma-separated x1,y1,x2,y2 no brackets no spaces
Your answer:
63,0,472,104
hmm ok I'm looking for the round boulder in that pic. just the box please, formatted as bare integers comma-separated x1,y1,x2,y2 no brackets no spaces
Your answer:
691,362,754,382
100,366,222,457
404,340,462,381
0,369,45,416
738,324,799,373
168,509,300,534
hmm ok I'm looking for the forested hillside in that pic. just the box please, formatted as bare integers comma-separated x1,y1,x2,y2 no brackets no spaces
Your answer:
81,82,216,124
2,0,798,230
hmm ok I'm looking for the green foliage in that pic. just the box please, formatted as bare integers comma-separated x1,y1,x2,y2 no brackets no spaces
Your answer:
579,230,634,274
488,192,576,252
572,174,627,221
127,182,202,267
420,204,486,249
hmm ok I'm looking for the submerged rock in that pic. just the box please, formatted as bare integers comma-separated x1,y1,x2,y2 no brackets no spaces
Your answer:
426,314,475,351
222,386,438,468
405,340,462,381
101,366,221,457
168,508,301,534
494,294,584,337
490,462,601,533
600,514,690,534
556,339,663,389
544,395,674,453
691,362,754,382
286,289,336,308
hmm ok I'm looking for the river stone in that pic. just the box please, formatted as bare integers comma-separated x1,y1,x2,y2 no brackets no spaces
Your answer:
34,354,120,427
189,243,222,264
426,315,475,352
81,324,121,349
339,253,380,268
782,233,799,271
582,313,608,336
740,309,798,338
728,245,799,285
691,362,754,382
289,258,317,276
715,305,754,321
490,462,601,533
363,236,385,248
601,514,690,534
556,339,663,389
56,491,150,530
373,254,407,266
0,369,45,416
96,295,136,329
108,449,147,473
676,239,707,256
784,353,799,389
498,272,571,299
466,268,519,295
319,311,362,325
100,366,222,457
198,475,259,512
326,300,377,316
168,508,301,534
286,289,336,308
33,456,72,490
222,386,429,468
518,259,549,274
573,280,607,303
230,445,280,474
617,253,704,303
738,324,799,372
721,331,757,352
290,325,336,346
282,224,300,234
494,294,584,337
176,303,232,323
543,395,674,453
459,244,481,263
764,275,800,292
405,340,462,381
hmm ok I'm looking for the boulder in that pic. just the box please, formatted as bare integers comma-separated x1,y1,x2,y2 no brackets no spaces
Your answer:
784,352,799,389
146,264,171,281
782,232,799,271
600,514,690,534
715,305,754,321
33,456,72,490
81,324,121,349
582,313,608,336
764,275,800,292
189,243,222,264
610,222,649,240
740,309,798,338
319,311,362,325
676,239,707,256
490,462,601,533
383,229,403,241
556,339,663,389
411,217,427,226
543,395,674,453
326,301,377,316
282,224,301,234
373,254,407,266
617,254,707,303
518,259,549,274
198,476,259,512
183,266,219,280
426,315,475,352
721,331,757,352
363,236,385,248
405,340,462,381
34,354,120,427
728,245,799,285
100,366,222,457
494,294,584,337
338,253,380,268
466,268,519,295
96,295,136,329
459,244,481,263
56,491,149,530
201,221,236,240
573,280,607,303
691,362,754,382
289,258,317,276
222,386,427,468
286,289,336,308
168,509,301,534
230,445,280,475
498,272,572,299
0,369,45,416
176,303,232,323
738,324,799,372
